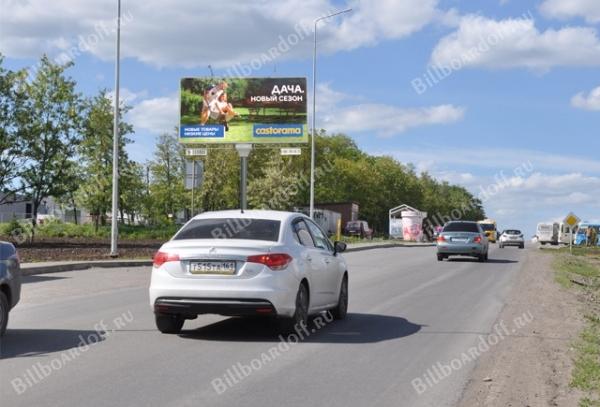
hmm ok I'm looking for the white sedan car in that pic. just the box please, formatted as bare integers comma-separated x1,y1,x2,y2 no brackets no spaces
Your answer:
499,229,525,249
149,210,349,334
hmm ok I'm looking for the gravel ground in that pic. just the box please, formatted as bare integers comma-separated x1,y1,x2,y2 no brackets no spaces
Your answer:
458,247,585,406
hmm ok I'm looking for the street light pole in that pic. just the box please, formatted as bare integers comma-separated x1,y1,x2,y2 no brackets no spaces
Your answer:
110,0,121,257
310,8,352,219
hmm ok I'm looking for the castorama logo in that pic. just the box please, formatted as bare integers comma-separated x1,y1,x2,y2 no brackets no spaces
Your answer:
253,124,304,137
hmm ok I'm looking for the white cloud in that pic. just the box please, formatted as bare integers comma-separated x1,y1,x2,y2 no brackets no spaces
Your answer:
540,0,600,23
317,84,464,137
571,86,600,111
0,0,444,68
328,0,440,52
322,104,465,137
387,147,600,174
107,88,148,107
430,15,600,70
128,94,178,134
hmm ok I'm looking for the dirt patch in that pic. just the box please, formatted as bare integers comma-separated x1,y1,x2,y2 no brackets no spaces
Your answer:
9,237,163,262
458,249,586,406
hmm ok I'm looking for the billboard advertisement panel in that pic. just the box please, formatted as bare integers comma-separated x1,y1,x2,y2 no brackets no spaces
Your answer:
180,77,308,144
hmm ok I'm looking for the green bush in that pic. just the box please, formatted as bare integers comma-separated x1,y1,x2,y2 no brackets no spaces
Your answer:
0,218,24,236
0,220,179,241
180,89,203,117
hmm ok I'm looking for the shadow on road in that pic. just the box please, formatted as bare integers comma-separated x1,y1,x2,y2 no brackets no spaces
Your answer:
178,313,422,344
0,329,104,359
447,258,519,264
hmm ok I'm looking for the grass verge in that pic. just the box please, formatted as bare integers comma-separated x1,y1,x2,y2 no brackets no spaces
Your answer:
552,249,600,406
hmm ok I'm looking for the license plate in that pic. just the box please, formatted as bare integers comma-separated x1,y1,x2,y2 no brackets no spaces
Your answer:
452,238,469,243
190,261,236,275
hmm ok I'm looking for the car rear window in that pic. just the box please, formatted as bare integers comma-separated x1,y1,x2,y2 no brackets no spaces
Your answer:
173,218,281,242
347,221,360,228
443,222,480,233
505,230,521,235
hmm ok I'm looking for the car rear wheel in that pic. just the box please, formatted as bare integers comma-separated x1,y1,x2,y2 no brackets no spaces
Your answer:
331,275,348,320
437,254,445,261
155,313,184,334
519,244,525,249
478,253,486,262
0,291,8,337
279,284,309,335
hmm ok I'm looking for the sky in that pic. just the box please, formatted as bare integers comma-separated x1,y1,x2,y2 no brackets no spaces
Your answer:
1,0,599,236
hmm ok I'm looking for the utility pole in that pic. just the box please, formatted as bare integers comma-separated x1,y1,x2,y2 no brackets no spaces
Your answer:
110,0,122,257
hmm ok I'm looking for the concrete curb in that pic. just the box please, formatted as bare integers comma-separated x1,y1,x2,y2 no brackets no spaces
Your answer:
21,260,153,276
20,242,435,276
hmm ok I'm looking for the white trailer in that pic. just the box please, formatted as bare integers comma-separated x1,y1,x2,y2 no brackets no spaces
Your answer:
537,222,559,245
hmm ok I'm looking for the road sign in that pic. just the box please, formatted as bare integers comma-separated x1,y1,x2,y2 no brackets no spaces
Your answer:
281,148,301,156
185,161,203,190
185,148,207,157
564,212,580,227
563,212,581,254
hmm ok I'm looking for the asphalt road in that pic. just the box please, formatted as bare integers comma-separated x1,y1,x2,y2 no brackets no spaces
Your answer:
0,244,527,407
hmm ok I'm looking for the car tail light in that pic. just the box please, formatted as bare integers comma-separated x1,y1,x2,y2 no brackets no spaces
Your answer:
153,251,180,267
437,235,446,242
247,253,293,270
473,236,482,243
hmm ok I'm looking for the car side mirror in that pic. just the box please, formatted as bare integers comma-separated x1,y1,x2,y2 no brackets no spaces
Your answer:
334,241,347,254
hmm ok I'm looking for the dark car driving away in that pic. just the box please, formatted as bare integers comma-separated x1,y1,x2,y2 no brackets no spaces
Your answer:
437,221,489,262
344,220,373,239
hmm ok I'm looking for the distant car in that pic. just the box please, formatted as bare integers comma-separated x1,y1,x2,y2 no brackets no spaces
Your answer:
437,221,489,262
478,220,498,243
149,210,349,334
344,220,374,239
0,241,21,336
499,229,525,249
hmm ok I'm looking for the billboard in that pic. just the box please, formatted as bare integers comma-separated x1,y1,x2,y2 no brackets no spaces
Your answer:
180,77,308,144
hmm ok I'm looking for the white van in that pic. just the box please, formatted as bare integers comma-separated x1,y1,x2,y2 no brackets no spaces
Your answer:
537,223,558,245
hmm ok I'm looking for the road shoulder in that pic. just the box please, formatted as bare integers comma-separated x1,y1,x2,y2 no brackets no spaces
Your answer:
458,248,585,406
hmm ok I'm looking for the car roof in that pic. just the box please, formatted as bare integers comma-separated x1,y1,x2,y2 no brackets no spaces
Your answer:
446,220,477,224
191,210,307,223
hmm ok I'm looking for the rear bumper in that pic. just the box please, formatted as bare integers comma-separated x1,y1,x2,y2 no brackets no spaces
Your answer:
154,297,276,317
500,240,524,246
437,244,485,256
149,265,299,317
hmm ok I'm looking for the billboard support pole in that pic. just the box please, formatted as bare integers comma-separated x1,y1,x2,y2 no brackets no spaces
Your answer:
191,159,195,218
235,144,253,211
